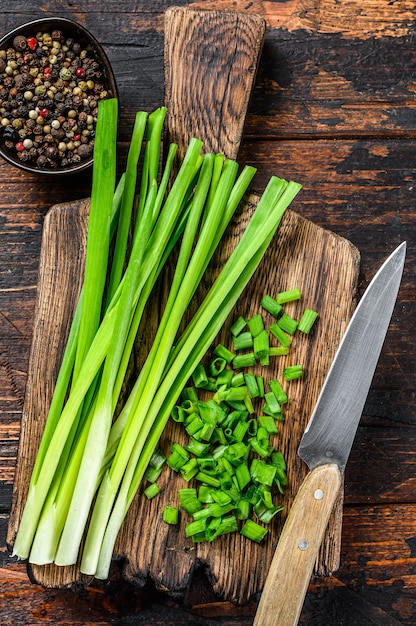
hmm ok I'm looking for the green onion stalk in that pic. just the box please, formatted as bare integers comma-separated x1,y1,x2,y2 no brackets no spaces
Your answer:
12,97,301,577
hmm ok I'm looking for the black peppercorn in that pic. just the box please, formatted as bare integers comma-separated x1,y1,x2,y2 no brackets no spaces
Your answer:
2,125,17,140
77,143,92,159
13,36,27,51
17,104,29,116
46,145,58,158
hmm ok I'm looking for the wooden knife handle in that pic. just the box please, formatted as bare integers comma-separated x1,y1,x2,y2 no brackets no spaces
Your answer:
253,463,342,626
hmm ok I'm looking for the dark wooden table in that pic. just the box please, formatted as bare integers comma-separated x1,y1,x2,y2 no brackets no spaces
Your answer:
0,1,415,624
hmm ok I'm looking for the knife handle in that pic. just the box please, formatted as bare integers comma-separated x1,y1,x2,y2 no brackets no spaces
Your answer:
253,463,342,626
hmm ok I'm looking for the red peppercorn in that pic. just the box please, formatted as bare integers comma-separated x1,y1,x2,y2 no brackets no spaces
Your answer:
15,141,25,152
43,66,52,76
73,133,81,141
39,108,49,119
75,67,86,78
27,37,38,51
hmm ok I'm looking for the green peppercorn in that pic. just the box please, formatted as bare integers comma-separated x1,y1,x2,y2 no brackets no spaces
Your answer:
34,85,46,96
42,34,53,47
59,67,72,81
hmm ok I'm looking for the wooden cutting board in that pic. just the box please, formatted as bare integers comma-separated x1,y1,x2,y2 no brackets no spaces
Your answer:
7,7,360,604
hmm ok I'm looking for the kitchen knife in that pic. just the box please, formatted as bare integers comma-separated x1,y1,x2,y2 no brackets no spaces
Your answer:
253,241,406,626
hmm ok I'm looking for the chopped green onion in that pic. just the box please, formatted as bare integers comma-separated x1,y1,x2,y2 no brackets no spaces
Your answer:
148,448,166,469
208,357,227,376
163,506,179,525
243,393,255,414
143,465,163,483
220,386,248,402
232,353,256,369
276,288,301,304
167,443,190,471
143,483,160,499
182,400,199,414
232,331,254,351
254,500,284,524
261,295,283,318
263,392,282,418
268,379,288,405
179,488,203,515
192,363,209,388
247,418,258,437
180,458,199,481
235,498,251,520
211,515,238,539
185,415,204,437
215,368,234,388
186,518,207,538
262,402,284,421
249,437,273,458
233,419,250,443
244,373,260,398
184,439,210,457
256,375,265,397
298,308,319,334
253,329,269,359
230,316,247,337
182,387,199,403
258,415,279,434
231,372,245,387
196,472,221,488
269,323,291,348
198,485,214,503
235,463,251,490
240,519,268,543
269,346,289,357
171,405,186,422
226,442,249,464
211,490,233,506
247,314,264,337
213,343,235,363
250,459,277,487
283,364,304,381
277,313,298,335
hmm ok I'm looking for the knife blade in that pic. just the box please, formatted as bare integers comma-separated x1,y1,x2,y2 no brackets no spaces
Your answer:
253,241,406,626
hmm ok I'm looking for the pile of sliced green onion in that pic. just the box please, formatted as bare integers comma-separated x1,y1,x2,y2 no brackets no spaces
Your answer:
148,291,318,544
13,98,303,579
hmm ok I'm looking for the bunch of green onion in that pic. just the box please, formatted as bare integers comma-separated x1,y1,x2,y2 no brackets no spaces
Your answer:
12,98,301,580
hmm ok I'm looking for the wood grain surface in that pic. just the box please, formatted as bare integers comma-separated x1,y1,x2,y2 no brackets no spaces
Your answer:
6,7,359,601
0,0,415,624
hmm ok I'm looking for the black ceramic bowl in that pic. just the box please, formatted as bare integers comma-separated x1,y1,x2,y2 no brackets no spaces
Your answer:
0,17,118,175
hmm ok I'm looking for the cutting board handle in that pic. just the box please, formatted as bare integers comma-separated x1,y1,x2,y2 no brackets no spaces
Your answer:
164,6,266,161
